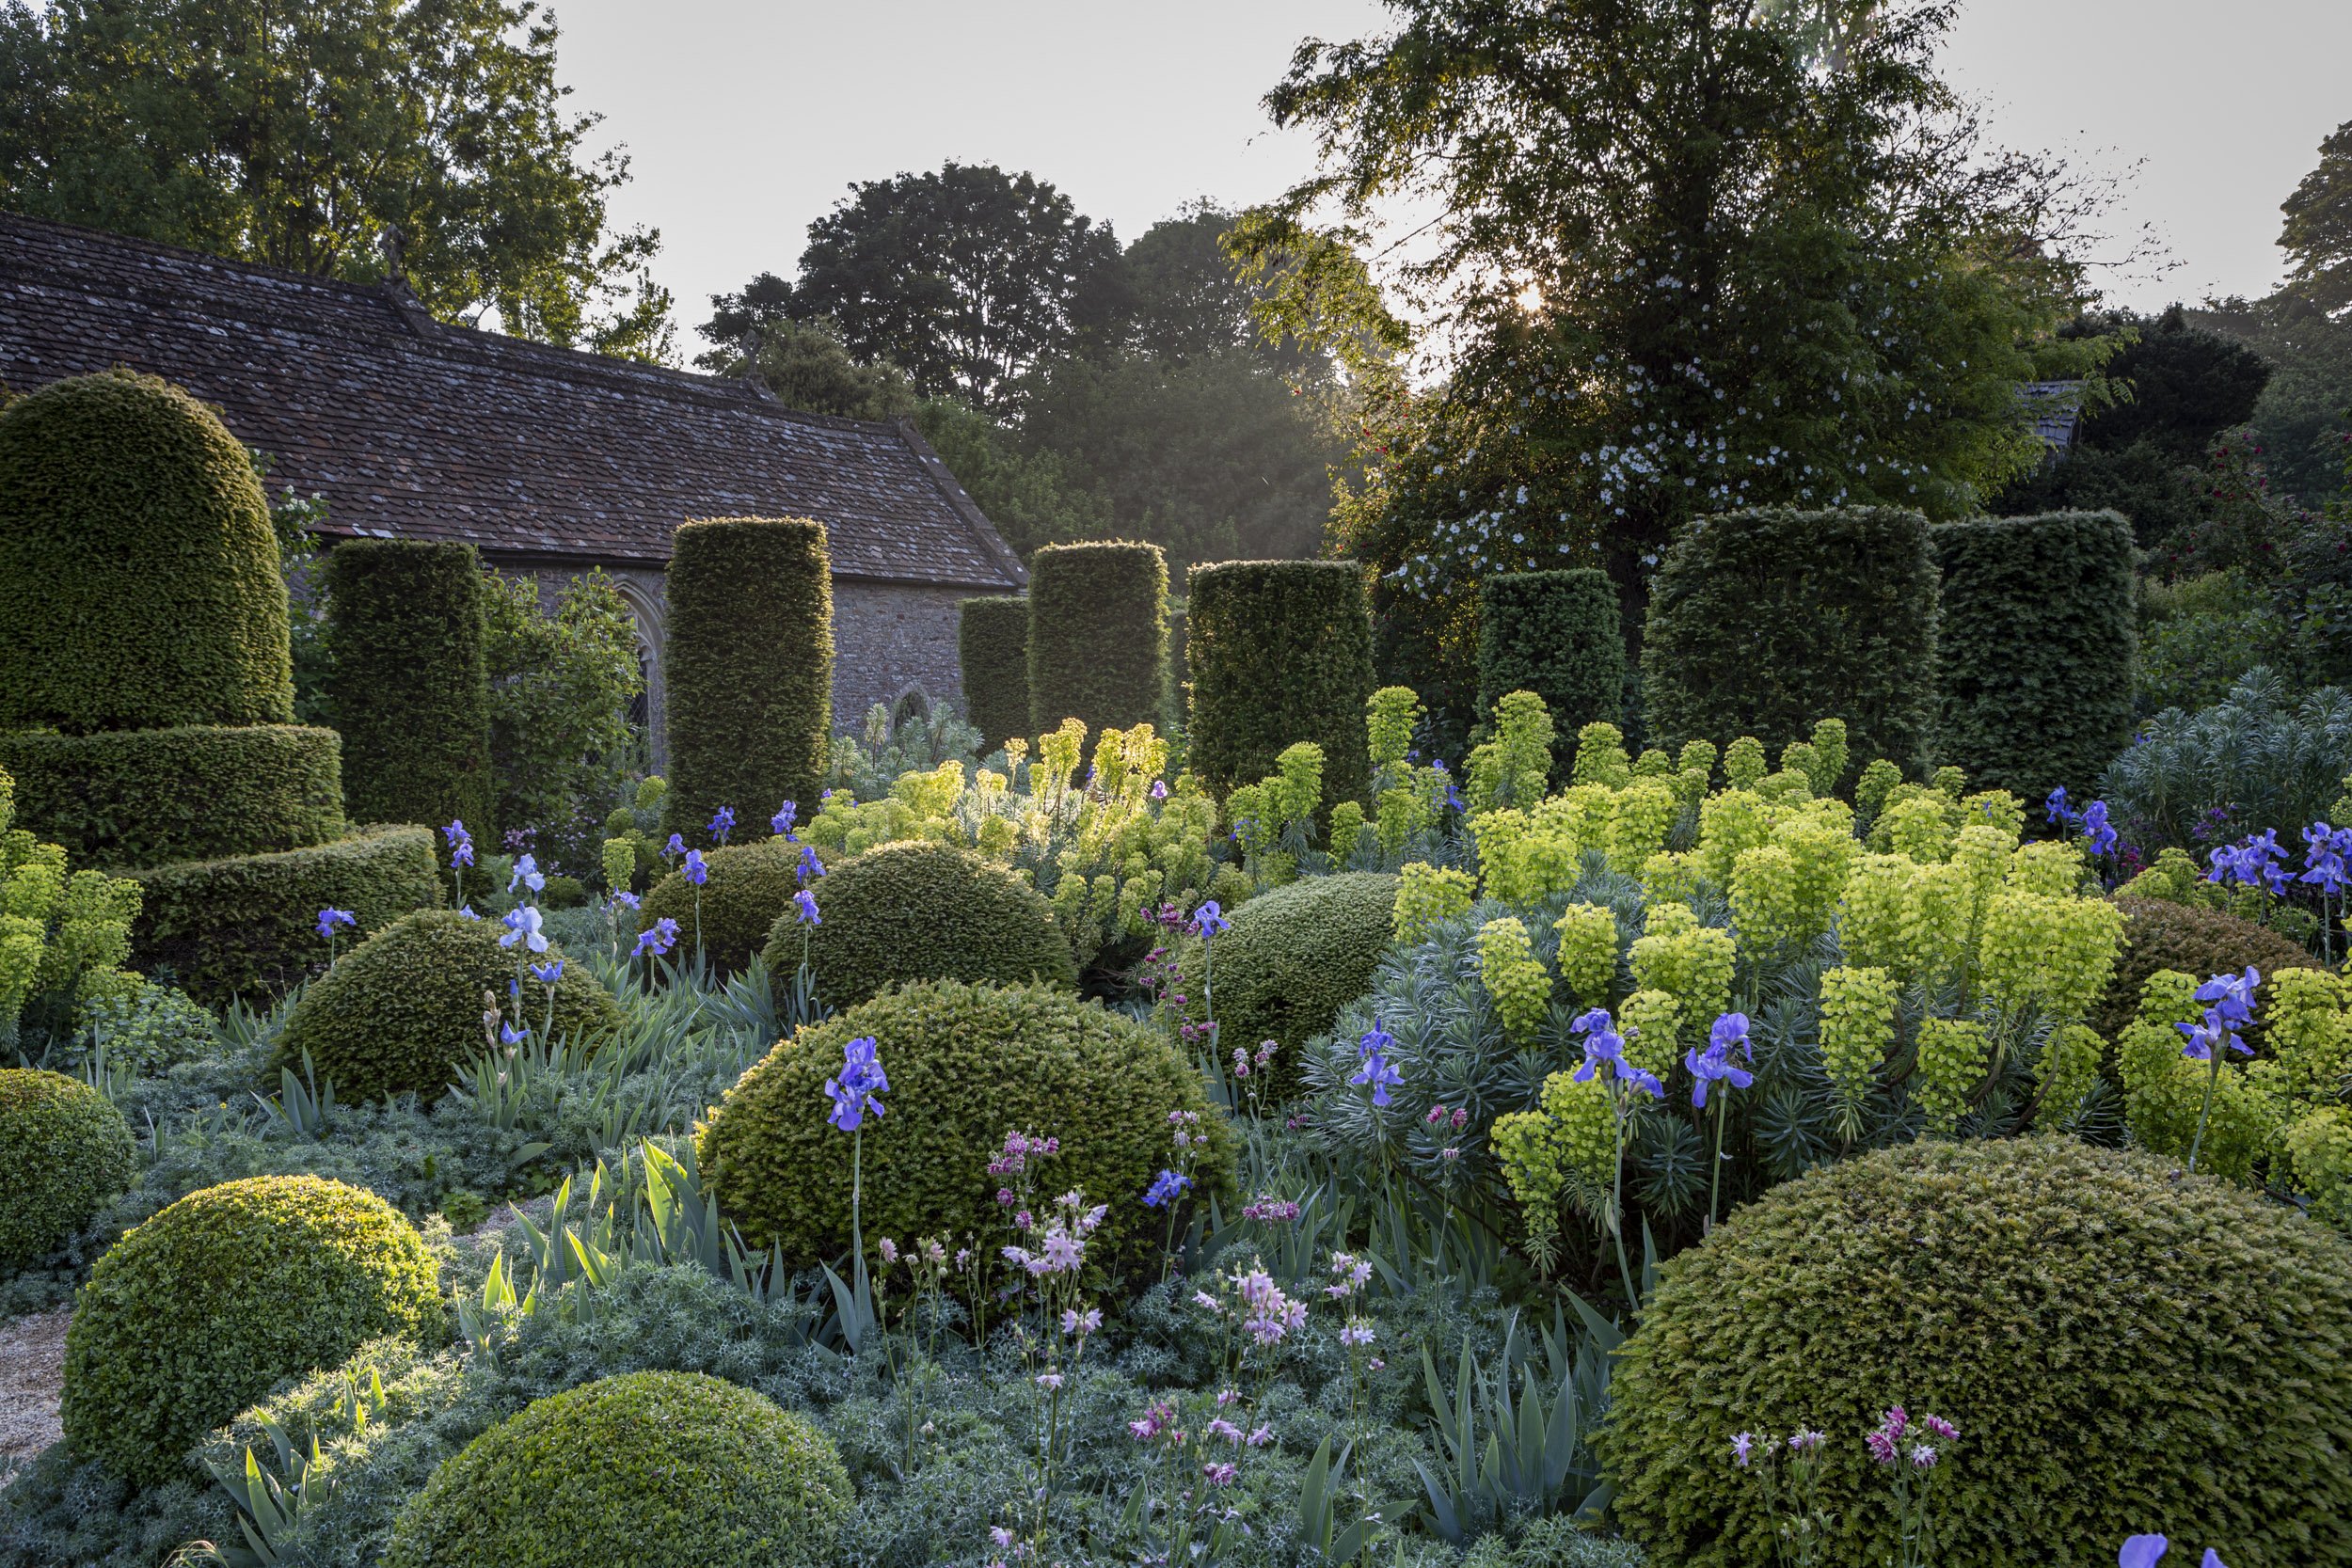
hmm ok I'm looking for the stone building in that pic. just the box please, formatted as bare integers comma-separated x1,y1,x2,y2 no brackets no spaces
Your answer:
0,212,1026,763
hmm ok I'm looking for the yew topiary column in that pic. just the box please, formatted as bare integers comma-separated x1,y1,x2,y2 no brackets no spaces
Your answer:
1026,541,1167,738
325,539,494,832
664,516,834,843
1185,559,1375,804
957,594,1030,749
1477,569,1626,742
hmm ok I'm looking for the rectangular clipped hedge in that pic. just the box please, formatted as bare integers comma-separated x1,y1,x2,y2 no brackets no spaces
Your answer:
1641,506,1939,778
323,539,494,834
1476,569,1627,753
129,823,440,1003
1027,541,1168,740
0,724,345,867
958,595,1031,750
1933,511,2136,805
1185,560,1376,804
664,517,834,843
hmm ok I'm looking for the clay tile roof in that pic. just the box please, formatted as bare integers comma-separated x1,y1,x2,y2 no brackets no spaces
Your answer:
0,211,1025,589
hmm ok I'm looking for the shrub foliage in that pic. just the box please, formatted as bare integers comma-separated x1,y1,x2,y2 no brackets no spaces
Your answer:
325,540,495,833
1027,541,1168,737
1178,871,1400,1098
1932,511,2134,803
1601,1137,2352,1568
1185,560,1376,805
381,1370,851,1568
775,839,1075,1007
1477,570,1625,750
699,979,1228,1275
2093,895,2320,1044
958,595,1031,749
1642,507,1939,775
0,1068,135,1268
60,1174,441,1488
665,518,834,843
277,909,622,1101
0,369,294,732
0,724,343,866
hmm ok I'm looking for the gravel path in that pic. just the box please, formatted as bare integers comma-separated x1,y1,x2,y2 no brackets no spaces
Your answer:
0,1309,70,1475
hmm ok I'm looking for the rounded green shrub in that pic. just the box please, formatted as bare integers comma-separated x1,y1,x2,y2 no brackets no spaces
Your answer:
382,1370,850,1568
699,979,1231,1275
770,838,1074,1006
2094,895,2319,1044
60,1174,441,1487
0,369,294,733
0,724,345,866
642,838,806,973
958,594,1031,749
1028,540,1168,737
1185,560,1375,806
664,517,834,847
1600,1137,2352,1568
0,1068,136,1268
324,538,494,834
1178,871,1399,1098
275,909,623,1100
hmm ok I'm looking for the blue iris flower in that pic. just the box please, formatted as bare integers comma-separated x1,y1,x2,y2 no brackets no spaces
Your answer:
794,889,821,925
1142,1169,1192,1207
1193,899,1231,937
508,854,545,895
824,1035,888,1131
771,800,799,838
529,959,564,985
499,904,548,954
799,844,826,883
683,849,708,886
709,805,736,844
632,916,679,958
314,907,356,940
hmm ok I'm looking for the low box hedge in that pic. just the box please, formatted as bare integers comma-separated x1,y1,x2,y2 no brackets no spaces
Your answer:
128,824,441,1003
0,724,344,867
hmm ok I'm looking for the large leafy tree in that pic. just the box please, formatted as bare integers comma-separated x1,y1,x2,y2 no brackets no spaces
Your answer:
786,162,1125,411
1237,0,2107,738
0,0,672,359
2282,117,2352,318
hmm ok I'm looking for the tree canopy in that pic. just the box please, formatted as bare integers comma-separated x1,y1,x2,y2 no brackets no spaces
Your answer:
1233,0,2109,738
2282,117,2352,319
0,0,672,359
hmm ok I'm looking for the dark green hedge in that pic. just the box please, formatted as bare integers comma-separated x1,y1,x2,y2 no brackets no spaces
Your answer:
774,838,1076,1007
1642,507,1939,776
128,825,441,1004
1027,541,1168,737
60,1174,441,1489
383,1370,851,1568
0,370,294,733
1168,605,1189,730
1932,512,2135,803
0,1069,135,1269
957,595,1031,749
1602,1137,2352,1568
664,518,834,844
1477,571,1625,752
324,540,494,832
276,910,623,1101
0,725,343,867
1185,560,1375,804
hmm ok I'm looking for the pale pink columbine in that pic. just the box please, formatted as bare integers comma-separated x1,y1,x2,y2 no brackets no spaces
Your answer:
1732,1433,1757,1468
1910,1445,1937,1468
1246,1425,1273,1447
1037,1372,1064,1391
1206,1418,1244,1444
1201,1463,1238,1487
1440,1146,1461,1161
1061,1307,1103,1338
1129,1402,1175,1441
954,1247,973,1268
991,1527,1014,1549
1426,1103,1448,1125
1867,1429,1898,1465
878,1238,898,1265
1340,1321,1375,1346
1216,1388,1240,1407
1921,1414,1959,1441
1788,1429,1826,1451
1041,1227,1084,1272
1192,1291,1222,1313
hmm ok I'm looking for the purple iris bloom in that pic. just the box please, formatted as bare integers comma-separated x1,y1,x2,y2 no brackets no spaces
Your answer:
2118,1537,2227,1568
709,805,736,844
1570,1007,1628,1084
1142,1169,1192,1207
2045,785,2074,827
682,849,707,886
1686,1041,1755,1109
1150,780,1168,800
1193,900,1231,938
632,916,679,958
499,904,548,954
823,1035,888,1131
2195,966,2260,1026
771,800,798,837
1710,1012,1753,1060
2080,800,2118,857
799,844,826,883
794,888,820,925
508,854,545,895
612,890,641,911
529,959,564,985
314,907,356,940
1350,1044,1403,1107
663,832,686,860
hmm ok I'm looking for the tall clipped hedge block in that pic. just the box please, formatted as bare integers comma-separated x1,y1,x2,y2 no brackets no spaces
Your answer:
325,539,495,832
665,518,834,841
1932,511,2135,803
0,370,294,732
383,1370,852,1568
0,725,343,866
1477,571,1626,745
61,1175,441,1488
1602,1137,2352,1567
958,595,1031,748
1027,541,1168,737
1642,507,1939,776
1186,560,1375,804
129,824,441,1004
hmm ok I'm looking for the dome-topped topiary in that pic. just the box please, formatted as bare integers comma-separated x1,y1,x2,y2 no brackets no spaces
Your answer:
1176,870,1399,1098
2093,895,2320,1044
0,369,294,733
641,837,812,973
275,909,623,1100
382,1370,851,1568
698,979,1230,1276
61,1174,441,1487
1600,1137,2352,1568
0,1068,136,1268
769,838,1075,1007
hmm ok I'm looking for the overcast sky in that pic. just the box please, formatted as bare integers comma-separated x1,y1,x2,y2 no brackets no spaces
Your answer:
546,0,2352,355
